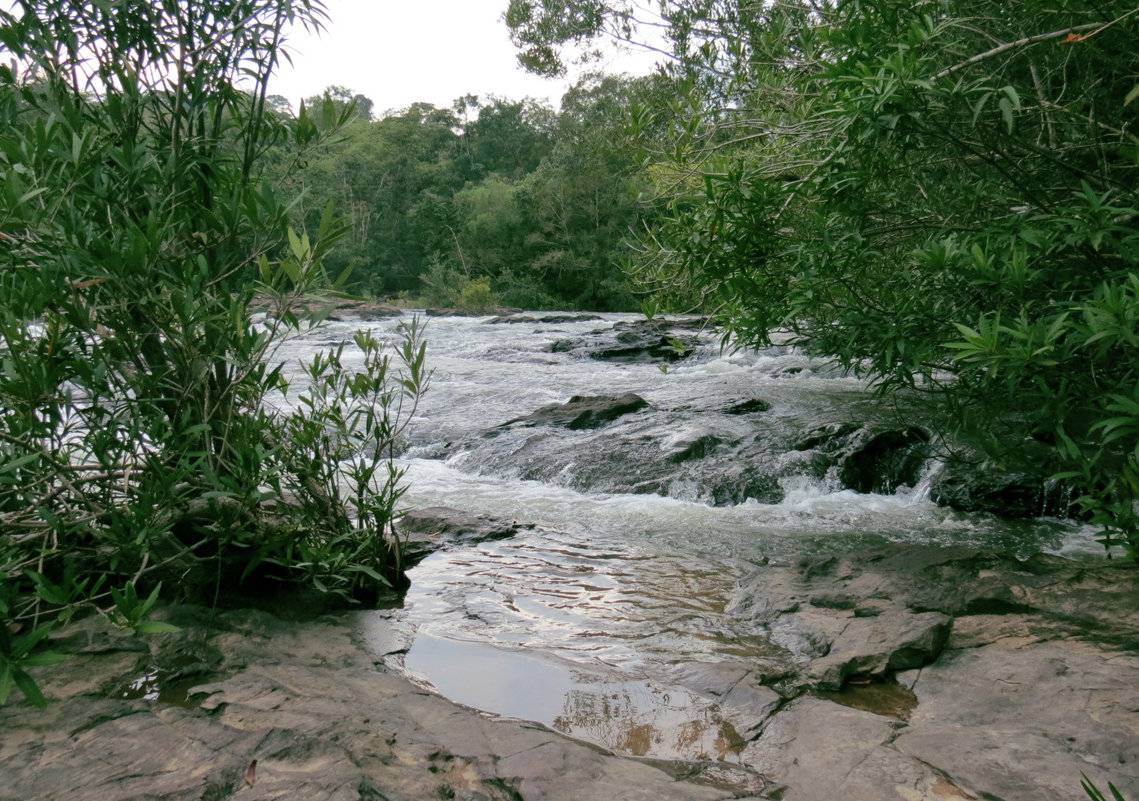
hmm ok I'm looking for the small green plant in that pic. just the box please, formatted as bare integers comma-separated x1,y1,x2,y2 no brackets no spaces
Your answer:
0,585,66,708
1083,774,1128,801
457,276,497,314
418,258,499,313
109,582,181,635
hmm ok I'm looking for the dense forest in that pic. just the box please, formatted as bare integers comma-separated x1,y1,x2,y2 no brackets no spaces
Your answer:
273,77,663,312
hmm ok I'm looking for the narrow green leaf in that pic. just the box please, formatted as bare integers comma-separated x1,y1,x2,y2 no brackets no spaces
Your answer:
22,650,67,667
999,97,1014,133
13,669,47,708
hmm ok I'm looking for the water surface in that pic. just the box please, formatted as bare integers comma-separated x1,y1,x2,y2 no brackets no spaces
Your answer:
279,312,1098,759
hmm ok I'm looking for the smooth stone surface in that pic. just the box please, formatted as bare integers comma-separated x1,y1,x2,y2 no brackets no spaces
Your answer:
0,610,746,801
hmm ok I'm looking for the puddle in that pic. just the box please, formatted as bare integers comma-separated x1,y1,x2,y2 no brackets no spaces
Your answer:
402,633,746,760
115,667,207,707
113,652,217,708
817,680,918,719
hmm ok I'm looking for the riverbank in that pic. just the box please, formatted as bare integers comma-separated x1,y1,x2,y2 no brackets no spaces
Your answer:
3,533,1137,801
0,606,754,801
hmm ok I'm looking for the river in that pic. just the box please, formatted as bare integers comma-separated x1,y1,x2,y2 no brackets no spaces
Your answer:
279,311,1099,762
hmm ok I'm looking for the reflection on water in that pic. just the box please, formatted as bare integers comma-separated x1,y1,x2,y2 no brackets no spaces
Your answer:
403,633,746,761
114,667,206,708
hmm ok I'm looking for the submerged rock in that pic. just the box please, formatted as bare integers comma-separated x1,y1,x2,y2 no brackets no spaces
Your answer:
549,318,706,364
494,392,650,431
398,506,533,566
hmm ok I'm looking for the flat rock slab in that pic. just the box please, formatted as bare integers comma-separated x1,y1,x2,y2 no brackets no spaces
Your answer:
721,544,1139,800
4,543,1139,801
743,696,977,801
0,609,743,801
895,638,1139,801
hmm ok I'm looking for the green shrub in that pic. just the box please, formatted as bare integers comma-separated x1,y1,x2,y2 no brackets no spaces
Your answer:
0,0,427,706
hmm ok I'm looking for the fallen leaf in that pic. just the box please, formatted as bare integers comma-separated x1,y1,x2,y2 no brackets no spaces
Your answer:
1064,32,1083,42
244,759,257,788
69,278,107,290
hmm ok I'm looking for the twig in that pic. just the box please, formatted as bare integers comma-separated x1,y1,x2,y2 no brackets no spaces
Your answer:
933,22,1104,79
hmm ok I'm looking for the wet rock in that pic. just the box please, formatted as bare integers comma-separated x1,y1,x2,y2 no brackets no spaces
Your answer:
789,422,935,494
398,506,533,566
324,300,403,320
7,544,1138,801
249,295,402,322
837,427,931,494
707,467,784,505
423,306,524,317
2,610,740,801
930,467,1076,518
673,661,785,736
727,543,1139,701
549,318,705,364
732,556,1139,800
497,392,650,431
809,610,952,690
665,433,730,463
895,640,1139,800
724,398,772,415
791,422,861,451
485,313,603,325
742,696,977,801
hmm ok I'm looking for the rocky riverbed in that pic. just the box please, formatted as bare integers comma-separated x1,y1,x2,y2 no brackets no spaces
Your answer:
3,510,1138,801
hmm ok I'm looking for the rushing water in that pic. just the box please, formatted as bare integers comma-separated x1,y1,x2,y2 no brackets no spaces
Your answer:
280,311,1099,762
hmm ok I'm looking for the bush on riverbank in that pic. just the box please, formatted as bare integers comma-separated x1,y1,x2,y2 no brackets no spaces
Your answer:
0,1,426,707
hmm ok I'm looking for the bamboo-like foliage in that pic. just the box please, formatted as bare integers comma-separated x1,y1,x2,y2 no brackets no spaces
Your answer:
0,0,428,706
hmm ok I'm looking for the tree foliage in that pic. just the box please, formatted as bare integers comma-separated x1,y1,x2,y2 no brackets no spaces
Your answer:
508,0,1139,556
0,0,428,705
286,80,657,310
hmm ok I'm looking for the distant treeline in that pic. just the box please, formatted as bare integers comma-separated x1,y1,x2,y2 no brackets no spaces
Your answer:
274,78,666,312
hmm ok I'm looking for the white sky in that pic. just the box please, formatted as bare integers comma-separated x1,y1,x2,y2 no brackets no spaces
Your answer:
269,0,661,116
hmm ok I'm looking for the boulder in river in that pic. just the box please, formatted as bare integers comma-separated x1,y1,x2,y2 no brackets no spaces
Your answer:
494,392,651,432
549,318,707,364
930,465,1077,518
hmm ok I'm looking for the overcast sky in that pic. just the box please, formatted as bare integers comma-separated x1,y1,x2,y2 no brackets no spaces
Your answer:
268,0,660,116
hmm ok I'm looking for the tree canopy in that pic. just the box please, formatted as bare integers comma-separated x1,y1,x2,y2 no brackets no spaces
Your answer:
283,79,659,310
507,0,1139,556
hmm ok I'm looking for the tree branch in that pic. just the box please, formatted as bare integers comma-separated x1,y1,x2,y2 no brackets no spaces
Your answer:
933,22,1104,80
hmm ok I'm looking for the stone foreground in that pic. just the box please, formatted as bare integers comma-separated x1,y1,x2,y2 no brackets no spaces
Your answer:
2,540,1139,801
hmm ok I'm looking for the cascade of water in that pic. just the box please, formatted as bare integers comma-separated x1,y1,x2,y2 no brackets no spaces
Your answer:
280,311,1101,760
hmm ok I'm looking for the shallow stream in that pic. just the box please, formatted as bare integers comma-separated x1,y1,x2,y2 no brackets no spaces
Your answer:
279,312,1099,761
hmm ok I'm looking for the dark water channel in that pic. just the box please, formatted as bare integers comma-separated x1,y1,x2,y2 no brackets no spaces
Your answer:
282,312,1097,762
